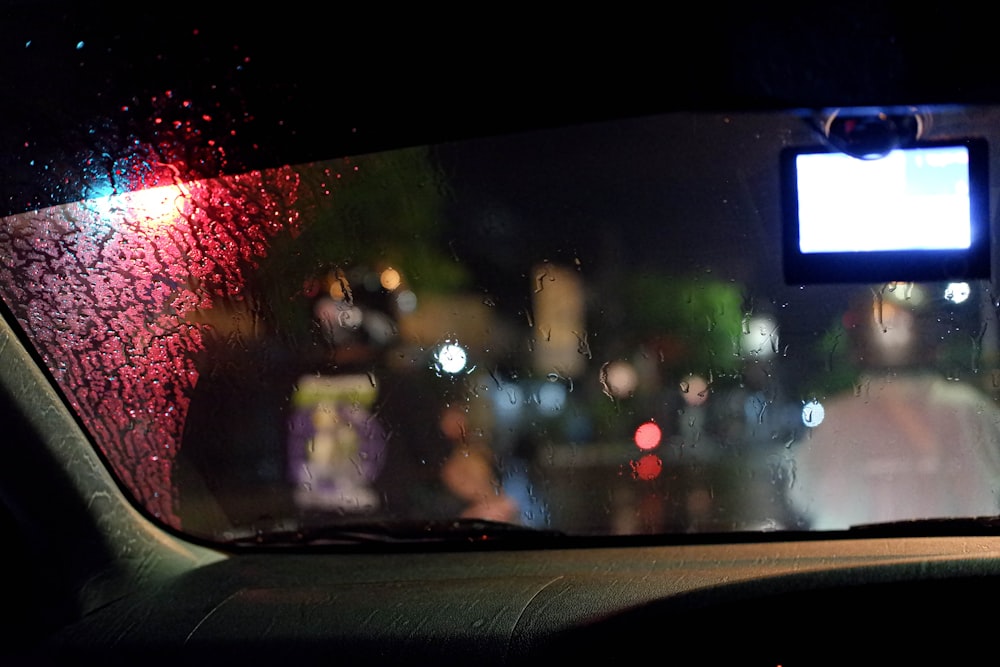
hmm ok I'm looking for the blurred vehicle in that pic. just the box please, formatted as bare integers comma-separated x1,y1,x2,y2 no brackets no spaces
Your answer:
5,4,1000,665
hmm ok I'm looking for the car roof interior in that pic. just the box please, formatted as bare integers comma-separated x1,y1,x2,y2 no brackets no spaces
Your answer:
4,4,1000,665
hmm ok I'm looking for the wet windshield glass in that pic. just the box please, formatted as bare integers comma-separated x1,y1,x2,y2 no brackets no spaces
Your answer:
3,105,1000,542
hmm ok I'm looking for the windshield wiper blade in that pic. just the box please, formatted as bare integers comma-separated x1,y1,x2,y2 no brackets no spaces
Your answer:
225,518,567,547
849,516,1000,536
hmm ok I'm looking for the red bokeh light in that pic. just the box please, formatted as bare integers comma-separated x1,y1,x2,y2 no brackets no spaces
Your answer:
631,454,662,481
633,421,662,451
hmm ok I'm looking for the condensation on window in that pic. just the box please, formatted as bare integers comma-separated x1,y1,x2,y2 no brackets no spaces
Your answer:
0,166,302,526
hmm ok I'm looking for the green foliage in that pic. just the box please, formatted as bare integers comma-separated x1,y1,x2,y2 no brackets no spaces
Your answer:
623,273,745,374
254,147,469,335
806,319,860,399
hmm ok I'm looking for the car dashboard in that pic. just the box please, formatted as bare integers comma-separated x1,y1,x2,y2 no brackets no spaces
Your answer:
5,307,1000,665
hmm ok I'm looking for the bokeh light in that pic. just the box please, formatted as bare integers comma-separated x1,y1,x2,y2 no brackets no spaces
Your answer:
537,381,567,415
380,267,402,291
679,374,709,406
945,282,970,304
801,399,825,428
631,454,662,481
434,341,468,374
396,289,418,313
740,314,779,360
634,421,662,451
604,360,638,398
86,183,188,232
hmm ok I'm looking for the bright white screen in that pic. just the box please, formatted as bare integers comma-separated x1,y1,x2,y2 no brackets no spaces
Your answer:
796,145,972,253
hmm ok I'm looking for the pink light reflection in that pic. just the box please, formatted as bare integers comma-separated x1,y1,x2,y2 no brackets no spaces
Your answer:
0,168,301,526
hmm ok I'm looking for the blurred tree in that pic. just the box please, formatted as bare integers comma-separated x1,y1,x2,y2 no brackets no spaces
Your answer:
622,273,744,376
252,146,470,339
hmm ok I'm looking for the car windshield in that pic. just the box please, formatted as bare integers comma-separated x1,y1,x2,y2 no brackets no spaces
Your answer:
4,103,1000,543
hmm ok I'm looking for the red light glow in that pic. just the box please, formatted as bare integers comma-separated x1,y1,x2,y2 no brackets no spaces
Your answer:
633,421,662,450
631,454,662,481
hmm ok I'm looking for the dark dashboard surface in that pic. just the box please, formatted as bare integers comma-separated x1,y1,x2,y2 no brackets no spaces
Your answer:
33,538,1000,666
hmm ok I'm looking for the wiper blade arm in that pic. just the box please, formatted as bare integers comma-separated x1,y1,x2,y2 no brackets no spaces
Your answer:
226,518,566,547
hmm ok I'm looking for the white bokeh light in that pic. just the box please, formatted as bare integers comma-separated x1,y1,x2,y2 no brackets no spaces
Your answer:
945,282,970,304
741,314,779,360
434,342,468,374
801,399,825,428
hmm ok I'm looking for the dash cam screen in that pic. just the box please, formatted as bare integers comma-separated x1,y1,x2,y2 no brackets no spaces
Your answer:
795,144,972,254
782,138,990,284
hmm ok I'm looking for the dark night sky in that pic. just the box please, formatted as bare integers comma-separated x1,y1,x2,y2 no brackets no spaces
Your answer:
5,3,1000,215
